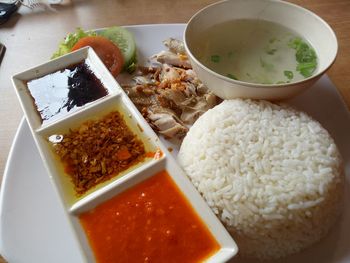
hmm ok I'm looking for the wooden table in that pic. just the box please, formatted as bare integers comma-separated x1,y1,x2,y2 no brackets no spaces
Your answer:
0,0,349,262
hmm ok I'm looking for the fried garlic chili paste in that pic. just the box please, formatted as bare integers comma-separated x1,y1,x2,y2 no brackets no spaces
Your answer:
50,111,146,195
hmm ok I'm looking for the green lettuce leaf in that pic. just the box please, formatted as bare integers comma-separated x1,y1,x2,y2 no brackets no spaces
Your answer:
51,28,96,59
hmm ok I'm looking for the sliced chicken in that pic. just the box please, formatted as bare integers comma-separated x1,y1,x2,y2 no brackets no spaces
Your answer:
163,38,186,55
148,112,188,139
120,38,220,141
152,51,192,69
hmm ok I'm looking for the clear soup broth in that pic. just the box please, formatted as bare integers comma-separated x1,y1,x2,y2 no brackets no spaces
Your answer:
193,19,318,85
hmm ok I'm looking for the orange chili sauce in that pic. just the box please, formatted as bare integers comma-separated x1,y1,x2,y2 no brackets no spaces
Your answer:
79,170,220,263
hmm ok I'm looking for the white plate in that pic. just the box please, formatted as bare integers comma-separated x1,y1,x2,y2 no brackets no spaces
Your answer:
0,24,350,263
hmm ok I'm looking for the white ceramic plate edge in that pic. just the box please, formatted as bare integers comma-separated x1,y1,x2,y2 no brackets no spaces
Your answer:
1,24,350,263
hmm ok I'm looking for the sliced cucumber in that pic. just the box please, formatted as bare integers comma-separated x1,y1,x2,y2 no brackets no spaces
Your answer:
98,26,137,72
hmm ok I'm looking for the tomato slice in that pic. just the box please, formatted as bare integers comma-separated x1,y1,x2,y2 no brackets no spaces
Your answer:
72,36,124,77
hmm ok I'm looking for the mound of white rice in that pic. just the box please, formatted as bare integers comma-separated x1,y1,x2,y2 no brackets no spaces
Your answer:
178,99,344,260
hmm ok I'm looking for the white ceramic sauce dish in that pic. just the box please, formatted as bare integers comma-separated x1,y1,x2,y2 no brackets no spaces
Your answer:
11,47,238,262
184,0,338,100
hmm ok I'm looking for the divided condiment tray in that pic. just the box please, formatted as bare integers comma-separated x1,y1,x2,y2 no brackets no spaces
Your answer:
11,47,238,262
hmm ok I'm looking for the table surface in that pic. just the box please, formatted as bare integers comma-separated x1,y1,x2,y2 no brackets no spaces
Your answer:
0,0,349,262
1,0,349,182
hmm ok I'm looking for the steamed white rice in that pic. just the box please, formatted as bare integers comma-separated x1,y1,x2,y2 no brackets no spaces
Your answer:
178,99,344,260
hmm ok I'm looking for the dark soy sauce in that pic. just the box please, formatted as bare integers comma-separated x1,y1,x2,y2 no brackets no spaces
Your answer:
27,61,108,124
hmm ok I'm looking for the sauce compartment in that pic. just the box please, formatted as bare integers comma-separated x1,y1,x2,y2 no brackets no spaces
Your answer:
26,61,108,125
12,47,120,130
12,46,161,209
36,94,160,209
70,155,237,263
